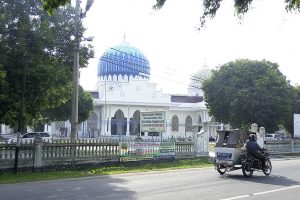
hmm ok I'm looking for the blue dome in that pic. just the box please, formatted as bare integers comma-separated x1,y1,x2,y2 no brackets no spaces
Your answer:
98,42,150,78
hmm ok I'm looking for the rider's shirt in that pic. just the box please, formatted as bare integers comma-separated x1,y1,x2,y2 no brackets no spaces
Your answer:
246,140,263,155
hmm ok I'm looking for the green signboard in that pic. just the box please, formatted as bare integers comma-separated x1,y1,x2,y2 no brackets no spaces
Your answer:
119,142,175,162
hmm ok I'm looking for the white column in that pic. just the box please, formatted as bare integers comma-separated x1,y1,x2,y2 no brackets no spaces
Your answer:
108,117,111,136
126,118,130,136
101,108,106,135
127,106,130,136
166,118,171,138
106,105,110,136
165,109,170,138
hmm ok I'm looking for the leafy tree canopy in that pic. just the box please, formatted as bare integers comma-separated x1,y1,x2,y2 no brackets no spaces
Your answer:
282,85,300,135
202,59,292,132
153,0,300,26
0,0,94,128
42,0,300,16
44,86,94,124
42,0,70,14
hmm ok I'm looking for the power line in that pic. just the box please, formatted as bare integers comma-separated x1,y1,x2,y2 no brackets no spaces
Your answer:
3,43,208,92
4,47,206,91
97,47,210,82
99,55,186,85
105,47,209,82
98,55,203,90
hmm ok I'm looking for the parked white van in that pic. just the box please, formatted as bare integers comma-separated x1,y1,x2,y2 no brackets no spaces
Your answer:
265,133,284,141
21,132,52,143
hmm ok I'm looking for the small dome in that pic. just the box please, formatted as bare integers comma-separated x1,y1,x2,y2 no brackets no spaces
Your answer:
98,42,150,78
190,67,212,87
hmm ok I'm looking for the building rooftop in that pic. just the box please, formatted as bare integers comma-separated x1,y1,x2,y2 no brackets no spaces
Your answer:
90,91,99,99
171,95,203,103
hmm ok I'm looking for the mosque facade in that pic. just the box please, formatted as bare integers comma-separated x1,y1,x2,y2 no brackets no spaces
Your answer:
1,42,219,139
67,41,218,139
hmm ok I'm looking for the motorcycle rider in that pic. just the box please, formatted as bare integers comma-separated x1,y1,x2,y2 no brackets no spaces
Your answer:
245,134,266,168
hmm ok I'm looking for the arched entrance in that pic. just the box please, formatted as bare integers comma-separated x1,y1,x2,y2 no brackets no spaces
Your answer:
171,115,179,132
111,109,127,135
130,110,140,135
185,115,192,137
198,114,202,132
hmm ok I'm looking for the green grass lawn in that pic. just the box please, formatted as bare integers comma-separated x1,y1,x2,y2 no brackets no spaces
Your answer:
0,157,212,184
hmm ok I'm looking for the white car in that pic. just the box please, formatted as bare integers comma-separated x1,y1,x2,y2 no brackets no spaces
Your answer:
265,133,284,141
21,132,52,143
0,135,14,144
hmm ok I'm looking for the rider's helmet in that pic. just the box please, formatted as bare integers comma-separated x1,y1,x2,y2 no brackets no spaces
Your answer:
248,134,257,142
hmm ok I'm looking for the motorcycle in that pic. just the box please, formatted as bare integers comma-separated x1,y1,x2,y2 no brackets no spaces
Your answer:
241,149,272,178
212,129,272,177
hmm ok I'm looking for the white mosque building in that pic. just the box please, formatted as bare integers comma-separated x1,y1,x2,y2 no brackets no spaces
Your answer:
67,41,218,139
1,41,219,139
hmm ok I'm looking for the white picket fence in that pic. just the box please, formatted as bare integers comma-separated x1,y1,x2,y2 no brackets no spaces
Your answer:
265,139,300,154
2,138,296,172
0,139,196,171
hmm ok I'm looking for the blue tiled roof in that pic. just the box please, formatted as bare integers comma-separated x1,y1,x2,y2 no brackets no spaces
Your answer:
98,42,150,78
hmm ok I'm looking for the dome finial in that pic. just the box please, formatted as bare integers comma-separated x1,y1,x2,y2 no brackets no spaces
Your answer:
203,58,208,67
123,32,127,43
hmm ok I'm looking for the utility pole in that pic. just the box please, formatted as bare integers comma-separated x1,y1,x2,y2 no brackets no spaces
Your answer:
71,0,94,142
71,0,81,143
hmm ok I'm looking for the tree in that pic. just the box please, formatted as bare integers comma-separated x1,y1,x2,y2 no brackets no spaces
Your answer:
0,0,94,129
42,0,95,14
42,0,70,14
0,64,8,122
202,59,292,132
153,0,300,26
282,86,300,136
42,0,300,15
44,86,94,124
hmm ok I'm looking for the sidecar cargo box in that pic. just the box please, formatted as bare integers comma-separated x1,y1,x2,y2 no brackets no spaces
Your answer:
215,129,254,148
214,129,255,165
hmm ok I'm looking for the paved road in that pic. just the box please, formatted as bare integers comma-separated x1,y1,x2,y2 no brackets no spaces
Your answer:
1,157,300,200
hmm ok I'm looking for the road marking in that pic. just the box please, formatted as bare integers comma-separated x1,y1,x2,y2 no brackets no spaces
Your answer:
220,195,250,200
220,185,300,200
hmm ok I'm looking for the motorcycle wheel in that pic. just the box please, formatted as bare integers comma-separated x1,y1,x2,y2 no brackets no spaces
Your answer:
242,162,253,178
217,165,226,175
263,158,272,176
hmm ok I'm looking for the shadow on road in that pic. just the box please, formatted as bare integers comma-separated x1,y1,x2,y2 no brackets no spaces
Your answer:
0,175,137,200
222,174,300,187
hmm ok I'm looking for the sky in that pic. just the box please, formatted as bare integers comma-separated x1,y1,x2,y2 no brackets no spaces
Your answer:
79,0,300,94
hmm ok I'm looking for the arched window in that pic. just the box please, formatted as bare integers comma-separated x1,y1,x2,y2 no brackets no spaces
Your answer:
111,109,127,135
198,115,202,124
172,115,179,132
130,110,140,135
185,115,193,132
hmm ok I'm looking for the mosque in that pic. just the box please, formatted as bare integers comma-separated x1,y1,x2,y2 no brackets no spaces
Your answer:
1,41,219,139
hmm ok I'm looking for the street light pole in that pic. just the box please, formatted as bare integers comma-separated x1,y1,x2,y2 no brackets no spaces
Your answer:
104,77,107,136
71,0,81,142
